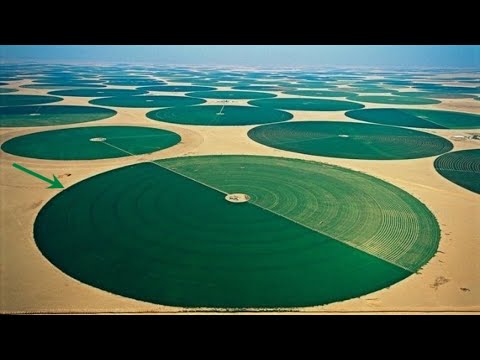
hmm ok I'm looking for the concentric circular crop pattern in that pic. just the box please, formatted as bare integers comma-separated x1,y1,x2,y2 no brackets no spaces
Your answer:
249,98,364,111
89,95,206,108
434,149,480,194
0,94,63,106
34,155,440,309
185,90,277,99
346,108,480,129
1,126,180,160
346,95,440,105
248,121,453,160
147,105,293,126
0,105,117,127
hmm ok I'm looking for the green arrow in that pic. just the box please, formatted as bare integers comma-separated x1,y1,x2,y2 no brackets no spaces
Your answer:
12,163,64,189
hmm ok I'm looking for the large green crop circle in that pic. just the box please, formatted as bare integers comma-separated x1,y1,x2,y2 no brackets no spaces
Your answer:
346,108,480,129
434,149,480,194
0,105,117,127
1,126,180,160
282,89,355,97
89,95,206,108
186,90,276,99
139,85,217,92
34,155,439,308
248,97,364,111
346,95,440,105
248,121,453,160
48,89,147,97
0,88,18,94
147,105,293,126
0,94,63,106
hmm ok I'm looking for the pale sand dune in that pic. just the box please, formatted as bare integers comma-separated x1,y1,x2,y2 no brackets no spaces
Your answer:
1,75,479,314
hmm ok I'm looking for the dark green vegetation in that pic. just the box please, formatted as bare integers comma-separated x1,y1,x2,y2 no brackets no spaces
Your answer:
186,90,277,99
294,82,338,88
232,85,292,91
21,84,107,89
347,87,399,94
1,126,180,160
248,121,453,160
104,79,165,86
140,85,216,92
346,95,441,105
0,105,116,127
434,149,480,194
0,88,18,93
34,155,441,308
282,89,354,97
346,108,480,129
249,98,364,111
48,89,147,97
412,84,480,94
397,91,477,99
89,95,206,108
0,94,62,106
147,105,293,126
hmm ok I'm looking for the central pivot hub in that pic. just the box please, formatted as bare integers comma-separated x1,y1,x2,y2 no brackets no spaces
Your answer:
225,193,250,203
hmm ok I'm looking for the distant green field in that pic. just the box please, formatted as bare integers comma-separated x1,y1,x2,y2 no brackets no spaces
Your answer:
0,105,117,127
186,90,276,99
139,85,216,92
48,88,147,97
0,94,62,106
434,149,480,194
248,121,453,160
346,108,480,129
89,95,206,108
34,156,439,308
249,97,364,111
0,88,18,93
2,126,180,160
346,95,440,105
282,89,355,97
147,105,293,126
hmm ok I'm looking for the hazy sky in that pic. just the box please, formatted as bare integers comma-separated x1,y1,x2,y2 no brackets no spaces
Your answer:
1,45,479,68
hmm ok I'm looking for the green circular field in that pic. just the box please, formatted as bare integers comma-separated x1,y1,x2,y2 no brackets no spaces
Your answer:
34,155,439,308
249,98,364,111
186,90,276,99
21,84,107,89
248,121,453,160
346,108,480,129
1,126,180,160
347,87,399,94
105,79,165,86
34,79,103,86
434,149,480,194
397,91,477,99
48,89,147,97
0,88,18,93
147,105,293,126
283,89,355,97
141,85,217,92
232,85,292,91
295,82,338,88
346,95,440,105
0,94,63,106
89,95,206,108
0,105,117,127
